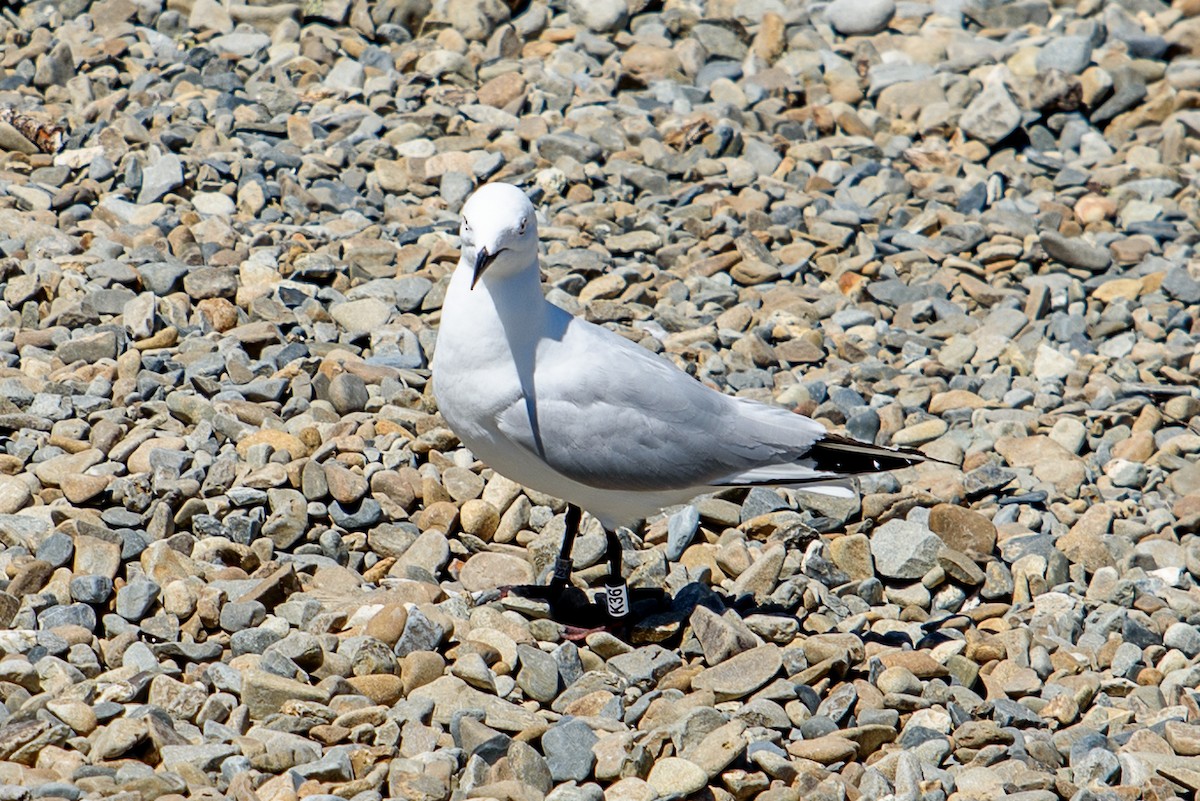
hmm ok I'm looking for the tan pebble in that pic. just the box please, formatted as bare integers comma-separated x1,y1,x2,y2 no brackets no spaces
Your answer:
459,499,500,540
324,461,368,504
402,651,445,695
235,430,310,460
646,757,707,796
1074,194,1115,224
346,674,404,706
196,297,239,331
364,604,408,647
60,474,110,505
785,734,858,763
417,501,459,532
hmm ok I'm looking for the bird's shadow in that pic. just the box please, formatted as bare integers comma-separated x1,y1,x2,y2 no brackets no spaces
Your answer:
634,581,805,641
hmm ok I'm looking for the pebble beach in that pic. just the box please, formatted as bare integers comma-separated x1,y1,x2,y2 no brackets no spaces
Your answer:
1,1,1200,800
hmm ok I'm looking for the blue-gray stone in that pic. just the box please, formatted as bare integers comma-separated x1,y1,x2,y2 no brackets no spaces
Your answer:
36,630,69,656
122,641,160,672
516,644,560,703
31,782,81,800
153,641,224,663
536,133,600,164
230,627,282,656
115,576,160,621
553,641,584,688
293,749,353,782
1068,732,1110,767
1162,267,1200,304
219,600,266,632
136,262,189,295
666,505,700,561
441,172,474,213
1072,747,1119,786
1164,622,1200,657
137,153,184,204
393,607,445,658
120,530,149,561
38,603,96,631
846,409,880,443
897,726,946,749
831,309,874,329
35,531,74,568
1035,36,1092,74
221,755,253,785
799,715,838,739
541,717,597,782
329,499,382,529
102,508,142,528
204,662,244,694
606,645,682,686
740,487,789,523
992,698,1041,728
69,575,114,604
236,378,288,402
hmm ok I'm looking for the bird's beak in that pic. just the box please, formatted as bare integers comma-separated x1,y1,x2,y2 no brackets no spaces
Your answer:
471,247,496,289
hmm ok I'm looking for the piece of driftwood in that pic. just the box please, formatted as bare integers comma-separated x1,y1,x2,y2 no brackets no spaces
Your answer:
0,106,65,154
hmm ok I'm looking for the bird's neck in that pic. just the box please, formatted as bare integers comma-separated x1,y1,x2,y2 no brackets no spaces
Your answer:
455,258,545,311
445,257,549,338
483,266,545,314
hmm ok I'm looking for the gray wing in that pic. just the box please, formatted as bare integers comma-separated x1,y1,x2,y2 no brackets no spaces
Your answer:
494,313,830,493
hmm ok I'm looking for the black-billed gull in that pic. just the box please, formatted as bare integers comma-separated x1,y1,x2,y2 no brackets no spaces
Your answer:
433,183,938,630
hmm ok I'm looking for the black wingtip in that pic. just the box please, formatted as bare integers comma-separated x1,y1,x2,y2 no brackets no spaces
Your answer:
809,433,959,474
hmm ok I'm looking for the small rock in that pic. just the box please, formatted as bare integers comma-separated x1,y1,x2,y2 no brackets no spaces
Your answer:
329,372,369,414
567,0,627,33
137,153,184,204
959,76,1022,145
691,644,781,701
458,552,534,591
870,519,942,579
826,0,895,36
542,717,597,782
646,757,707,796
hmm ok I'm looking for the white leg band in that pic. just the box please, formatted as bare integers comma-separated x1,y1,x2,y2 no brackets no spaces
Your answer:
605,582,629,618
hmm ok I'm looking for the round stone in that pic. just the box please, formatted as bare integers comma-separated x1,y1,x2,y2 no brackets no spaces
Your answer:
826,0,895,35
646,758,707,796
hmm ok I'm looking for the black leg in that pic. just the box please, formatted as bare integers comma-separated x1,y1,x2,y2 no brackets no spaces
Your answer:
501,508,650,635
550,504,581,592
602,528,630,621
500,505,581,603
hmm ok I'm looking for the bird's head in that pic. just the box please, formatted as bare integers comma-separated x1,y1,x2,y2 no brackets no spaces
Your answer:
459,183,539,289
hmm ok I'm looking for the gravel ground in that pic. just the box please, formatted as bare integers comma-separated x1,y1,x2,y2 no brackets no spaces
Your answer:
1,0,1200,800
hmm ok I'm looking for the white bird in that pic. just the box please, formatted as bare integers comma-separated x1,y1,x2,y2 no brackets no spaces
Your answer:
433,183,936,628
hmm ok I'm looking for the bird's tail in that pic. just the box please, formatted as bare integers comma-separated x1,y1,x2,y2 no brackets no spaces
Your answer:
714,432,957,491
805,432,956,474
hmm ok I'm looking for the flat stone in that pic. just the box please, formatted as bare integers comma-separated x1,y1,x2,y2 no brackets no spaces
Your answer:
459,551,534,591
691,644,781,701
928,504,996,558
785,735,857,764
241,671,331,719
1041,231,1111,272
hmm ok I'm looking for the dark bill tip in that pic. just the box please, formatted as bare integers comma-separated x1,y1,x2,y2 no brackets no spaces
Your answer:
471,246,503,289
471,247,490,289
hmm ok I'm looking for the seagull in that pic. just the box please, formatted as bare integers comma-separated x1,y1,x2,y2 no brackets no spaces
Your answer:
433,183,939,632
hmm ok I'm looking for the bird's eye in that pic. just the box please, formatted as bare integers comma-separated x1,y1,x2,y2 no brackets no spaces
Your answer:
518,218,526,235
